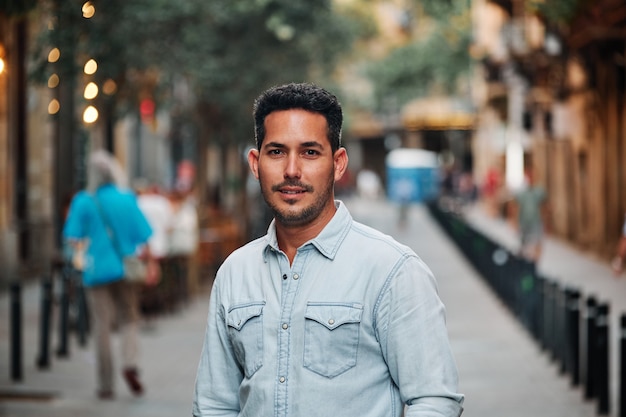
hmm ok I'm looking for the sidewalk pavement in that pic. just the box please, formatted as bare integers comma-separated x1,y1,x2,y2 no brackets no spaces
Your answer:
0,197,622,417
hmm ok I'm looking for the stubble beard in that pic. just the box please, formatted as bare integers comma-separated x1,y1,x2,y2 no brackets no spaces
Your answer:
259,172,335,228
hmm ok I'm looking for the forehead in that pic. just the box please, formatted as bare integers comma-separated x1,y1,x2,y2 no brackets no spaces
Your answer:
263,109,329,146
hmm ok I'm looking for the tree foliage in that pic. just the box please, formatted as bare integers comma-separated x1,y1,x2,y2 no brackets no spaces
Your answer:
364,0,472,112
32,0,363,145
0,0,37,16
526,0,591,27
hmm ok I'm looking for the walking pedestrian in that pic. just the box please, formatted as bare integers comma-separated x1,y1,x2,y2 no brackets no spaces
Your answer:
63,150,153,400
512,167,549,264
192,83,464,417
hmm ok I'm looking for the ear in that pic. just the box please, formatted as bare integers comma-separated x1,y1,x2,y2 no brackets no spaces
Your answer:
333,148,349,182
248,148,260,179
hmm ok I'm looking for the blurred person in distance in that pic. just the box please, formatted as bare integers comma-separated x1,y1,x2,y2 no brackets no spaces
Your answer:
192,83,464,417
134,179,172,264
356,168,382,199
611,213,626,275
134,179,173,316
512,167,549,264
63,150,153,400
165,184,199,310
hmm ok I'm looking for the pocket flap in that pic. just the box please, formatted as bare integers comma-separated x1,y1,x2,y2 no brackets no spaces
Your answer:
305,303,363,330
227,302,265,330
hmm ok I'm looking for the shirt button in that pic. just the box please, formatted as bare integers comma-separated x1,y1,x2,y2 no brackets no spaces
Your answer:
282,323,288,330
328,319,335,325
293,273,299,280
279,376,286,383
282,274,287,280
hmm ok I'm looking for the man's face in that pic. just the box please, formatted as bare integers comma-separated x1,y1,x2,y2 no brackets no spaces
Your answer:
248,109,347,228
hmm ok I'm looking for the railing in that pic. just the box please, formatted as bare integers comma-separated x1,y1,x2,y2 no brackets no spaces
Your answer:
427,201,625,417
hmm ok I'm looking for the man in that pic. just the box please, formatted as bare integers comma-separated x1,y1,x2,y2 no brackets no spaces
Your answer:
193,83,464,417
513,167,548,263
63,150,152,399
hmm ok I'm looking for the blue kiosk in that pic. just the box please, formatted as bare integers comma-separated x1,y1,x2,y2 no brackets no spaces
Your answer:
386,148,440,203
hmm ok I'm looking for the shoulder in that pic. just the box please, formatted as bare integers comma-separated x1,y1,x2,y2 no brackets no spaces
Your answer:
68,191,94,212
347,220,415,259
219,236,267,269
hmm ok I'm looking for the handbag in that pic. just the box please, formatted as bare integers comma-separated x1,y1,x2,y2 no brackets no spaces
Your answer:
122,255,148,283
93,195,148,283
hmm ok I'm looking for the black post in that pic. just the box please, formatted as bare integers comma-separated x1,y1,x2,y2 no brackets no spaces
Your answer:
36,277,53,369
519,259,535,333
567,289,581,386
534,275,545,344
10,282,23,381
584,296,597,400
543,280,555,357
552,282,563,364
619,313,626,417
559,287,570,375
56,266,70,358
76,274,89,347
595,302,610,415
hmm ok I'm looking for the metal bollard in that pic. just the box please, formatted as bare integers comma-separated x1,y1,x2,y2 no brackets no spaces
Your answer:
619,313,626,417
10,282,23,381
543,280,555,358
75,275,90,347
558,287,570,375
551,282,563,363
566,289,581,386
595,302,610,415
533,275,546,342
584,296,597,400
36,277,53,369
519,259,535,333
56,267,70,358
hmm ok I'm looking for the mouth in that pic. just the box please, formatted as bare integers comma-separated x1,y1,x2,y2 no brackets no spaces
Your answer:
279,187,307,195
272,182,312,198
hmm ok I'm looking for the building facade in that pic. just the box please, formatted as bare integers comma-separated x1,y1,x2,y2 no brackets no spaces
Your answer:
471,0,626,258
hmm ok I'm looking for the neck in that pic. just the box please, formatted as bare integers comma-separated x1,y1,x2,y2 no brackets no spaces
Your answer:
275,203,337,265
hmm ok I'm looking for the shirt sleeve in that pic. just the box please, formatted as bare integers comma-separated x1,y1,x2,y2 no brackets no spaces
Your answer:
376,255,464,417
192,275,243,417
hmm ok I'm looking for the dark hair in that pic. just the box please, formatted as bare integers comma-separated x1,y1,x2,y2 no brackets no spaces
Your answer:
253,82,343,153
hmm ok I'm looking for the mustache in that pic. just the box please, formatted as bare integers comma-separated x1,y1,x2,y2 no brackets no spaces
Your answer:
271,180,313,192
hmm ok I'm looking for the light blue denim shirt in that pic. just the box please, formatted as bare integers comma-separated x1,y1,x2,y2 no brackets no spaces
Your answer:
193,201,464,417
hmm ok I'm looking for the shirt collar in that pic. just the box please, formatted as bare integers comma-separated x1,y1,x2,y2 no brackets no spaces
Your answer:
263,200,352,262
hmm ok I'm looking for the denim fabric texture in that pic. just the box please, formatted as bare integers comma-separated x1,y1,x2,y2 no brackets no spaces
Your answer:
193,201,464,417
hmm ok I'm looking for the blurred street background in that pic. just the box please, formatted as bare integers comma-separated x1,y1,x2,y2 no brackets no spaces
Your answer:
1,196,625,417
1,1,626,416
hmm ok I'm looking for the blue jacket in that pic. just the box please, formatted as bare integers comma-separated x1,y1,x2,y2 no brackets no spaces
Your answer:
63,184,153,287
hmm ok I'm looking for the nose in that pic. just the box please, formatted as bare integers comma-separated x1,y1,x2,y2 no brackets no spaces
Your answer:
284,153,301,179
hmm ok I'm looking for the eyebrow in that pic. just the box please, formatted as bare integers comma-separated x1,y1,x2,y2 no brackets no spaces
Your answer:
263,141,325,149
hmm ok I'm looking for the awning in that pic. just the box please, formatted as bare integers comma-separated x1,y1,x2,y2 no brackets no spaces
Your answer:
401,97,475,131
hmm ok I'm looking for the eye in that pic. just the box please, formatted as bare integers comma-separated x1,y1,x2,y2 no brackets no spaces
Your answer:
303,149,320,157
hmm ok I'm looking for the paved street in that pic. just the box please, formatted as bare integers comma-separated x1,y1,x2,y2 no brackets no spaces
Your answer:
1,197,624,416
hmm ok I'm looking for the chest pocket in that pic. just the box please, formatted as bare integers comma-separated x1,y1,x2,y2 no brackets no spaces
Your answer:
303,302,363,378
226,302,265,378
